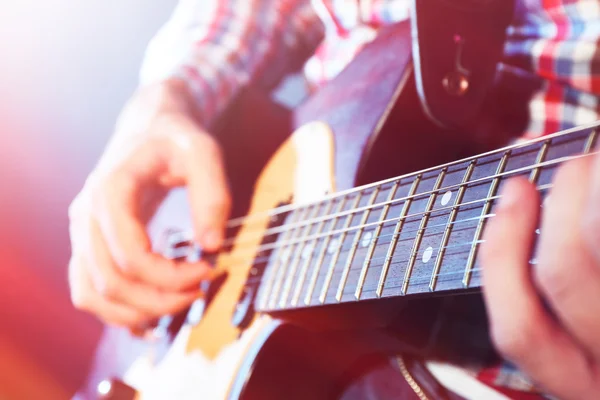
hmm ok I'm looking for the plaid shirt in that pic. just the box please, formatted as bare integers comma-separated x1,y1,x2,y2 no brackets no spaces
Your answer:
139,0,600,397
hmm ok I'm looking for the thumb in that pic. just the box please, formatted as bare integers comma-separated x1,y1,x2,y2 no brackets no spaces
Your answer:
182,133,231,252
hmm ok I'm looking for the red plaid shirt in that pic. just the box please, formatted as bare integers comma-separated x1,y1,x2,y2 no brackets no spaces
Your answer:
139,0,600,397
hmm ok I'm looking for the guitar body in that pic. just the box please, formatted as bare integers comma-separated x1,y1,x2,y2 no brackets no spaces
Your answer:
83,22,504,400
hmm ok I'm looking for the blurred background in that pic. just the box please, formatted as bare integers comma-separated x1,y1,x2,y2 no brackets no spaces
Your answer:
0,1,177,398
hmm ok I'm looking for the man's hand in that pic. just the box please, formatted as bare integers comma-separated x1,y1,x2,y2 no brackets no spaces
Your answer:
68,80,231,329
482,155,600,399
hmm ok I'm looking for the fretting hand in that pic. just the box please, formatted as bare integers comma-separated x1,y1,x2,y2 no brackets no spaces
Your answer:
482,155,600,399
67,80,231,329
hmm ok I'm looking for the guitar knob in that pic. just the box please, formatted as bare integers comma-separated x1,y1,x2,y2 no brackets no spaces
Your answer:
97,379,136,400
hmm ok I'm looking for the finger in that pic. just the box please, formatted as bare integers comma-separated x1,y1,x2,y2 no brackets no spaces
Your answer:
181,133,231,251
584,149,600,262
88,218,201,318
481,177,599,399
94,172,214,291
535,157,600,360
69,254,151,328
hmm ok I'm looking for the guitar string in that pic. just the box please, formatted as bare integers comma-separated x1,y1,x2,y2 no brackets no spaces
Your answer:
222,212,497,266
173,181,551,261
240,235,490,288
255,185,549,304
161,148,588,253
236,193,543,291
174,179,553,314
236,193,506,252
221,130,598,230
248,182,549,305
301,253,539,303
217,152,588,248
179,184,550,296
254,228,541,306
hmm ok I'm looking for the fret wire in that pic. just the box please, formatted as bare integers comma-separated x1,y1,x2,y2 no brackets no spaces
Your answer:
355,180,400,300
258,208,303,310
254,234,488,292
358,234,550,293
376,175,422,297
319,194,363,304
230,156,575,272
277,204,323,308
249,183,555,296
238,200,493,270
297,181,557,281
254,192,505,260
363,265,487,294
375,241,553,292
229,152,591,249
429,161,475,292
303,197,348,305
529,141,550,183
335,187,381,302
401,169,447,295
584,128,598,153
290,199,336,307
462,151,510,288
266,206,312,309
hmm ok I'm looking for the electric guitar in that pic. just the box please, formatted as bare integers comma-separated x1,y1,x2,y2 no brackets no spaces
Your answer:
81,21,600,400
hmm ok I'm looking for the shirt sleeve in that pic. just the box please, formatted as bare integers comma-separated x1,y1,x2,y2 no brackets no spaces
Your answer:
139,0,325,126
501,2,600,137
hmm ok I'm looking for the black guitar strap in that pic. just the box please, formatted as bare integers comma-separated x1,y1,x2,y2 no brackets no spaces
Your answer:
411,0,516,129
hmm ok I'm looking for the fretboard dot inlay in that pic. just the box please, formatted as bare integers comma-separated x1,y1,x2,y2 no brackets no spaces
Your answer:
301,244,314,259
327,238,340,254
441,191,453,206
361,231,373,247
422,246,433,263
530,257,538,265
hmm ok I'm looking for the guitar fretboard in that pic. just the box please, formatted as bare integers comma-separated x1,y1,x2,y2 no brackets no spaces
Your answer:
253,123,599,312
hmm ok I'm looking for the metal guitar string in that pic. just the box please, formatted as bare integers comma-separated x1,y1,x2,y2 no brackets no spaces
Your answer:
222,123,599,230
218,152,590,249
237,214,541,302
176,174,554,262
177,187,556,311
224,211,498,265
225,181,549,256
210,183,552,291
235,202,541,291
241,237,488,289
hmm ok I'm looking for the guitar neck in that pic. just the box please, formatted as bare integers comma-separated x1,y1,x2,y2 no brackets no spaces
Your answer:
254,123,599,312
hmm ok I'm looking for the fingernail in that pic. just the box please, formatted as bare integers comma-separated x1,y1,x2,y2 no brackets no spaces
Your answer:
497,180,519,210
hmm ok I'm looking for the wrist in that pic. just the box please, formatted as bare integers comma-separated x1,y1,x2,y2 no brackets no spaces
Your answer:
135,78,204,123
